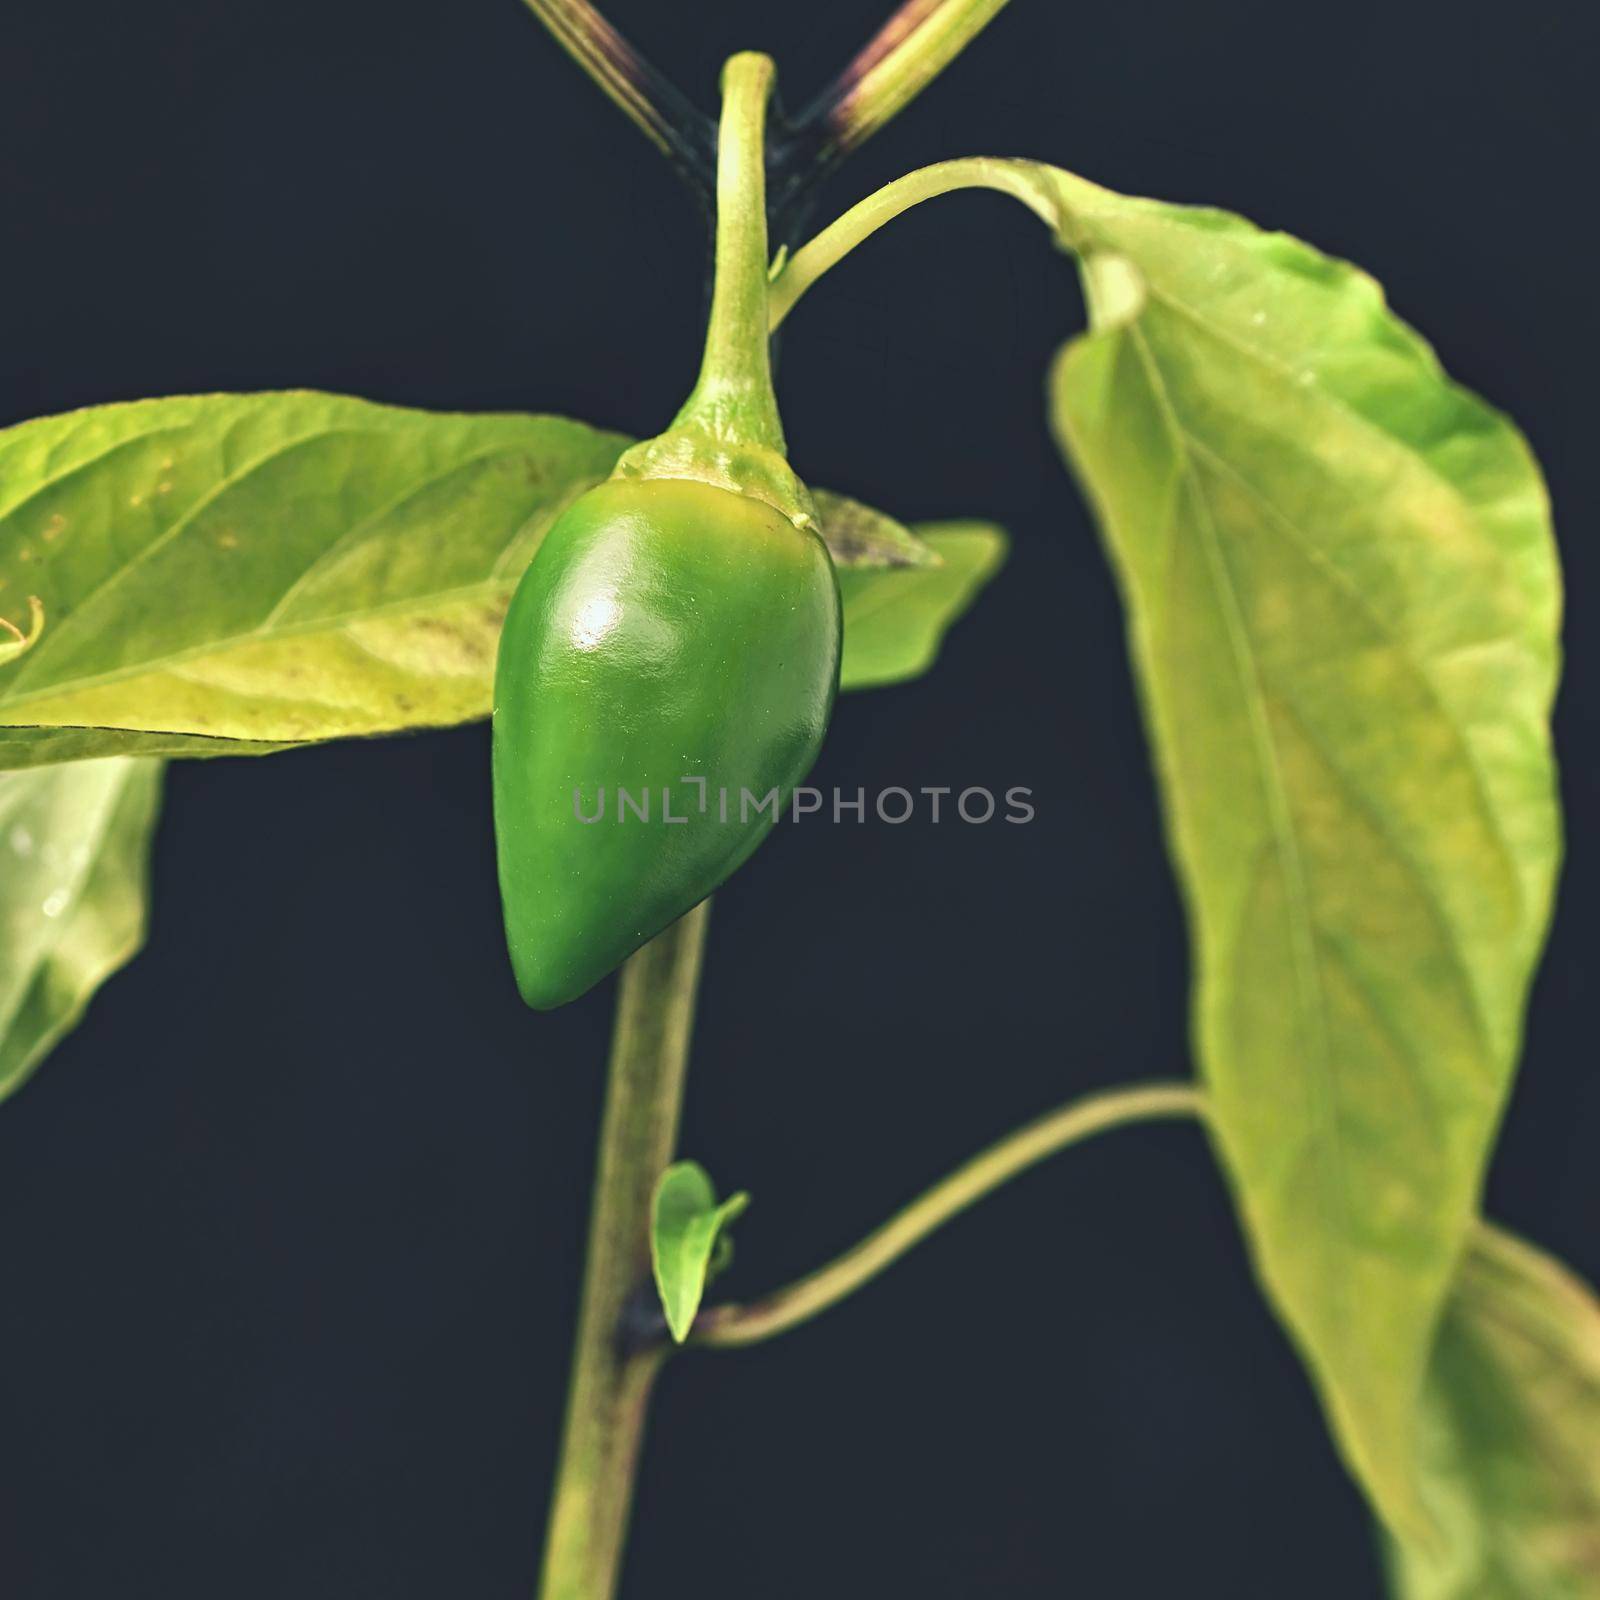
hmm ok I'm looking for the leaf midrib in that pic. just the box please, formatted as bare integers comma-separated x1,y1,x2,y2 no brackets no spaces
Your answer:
0,569,517,720
1123,318,1355,1352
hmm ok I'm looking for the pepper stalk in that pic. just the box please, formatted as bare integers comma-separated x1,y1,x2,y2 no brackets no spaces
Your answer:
610,52,816,533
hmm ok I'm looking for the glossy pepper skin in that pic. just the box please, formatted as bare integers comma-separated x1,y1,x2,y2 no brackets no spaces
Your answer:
492,476,841,1009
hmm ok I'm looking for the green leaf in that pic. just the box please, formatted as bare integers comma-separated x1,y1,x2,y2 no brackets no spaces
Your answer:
650,1161,750,1344
0,393,962,768
1028,167,1560,1530
0,756,163,1103
1387,1226,1600,1599
0,393,626,766
838,523,1007,690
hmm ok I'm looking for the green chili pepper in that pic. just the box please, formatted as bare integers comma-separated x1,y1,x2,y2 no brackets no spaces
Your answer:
492,52,835,1008
492,477,839,1009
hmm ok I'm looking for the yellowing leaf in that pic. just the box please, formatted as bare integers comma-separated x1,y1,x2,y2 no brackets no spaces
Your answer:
1029,166,1560,1531
0,393,625,766
1389,1226,1600,1598
0,756,163,1102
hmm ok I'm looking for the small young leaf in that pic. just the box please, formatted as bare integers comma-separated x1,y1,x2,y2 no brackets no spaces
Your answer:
650,1161,750,1344
1027,168,1561,1533
0,393,956,767
1387,1226,1600,1599
0,756,163,1102
838,523,1007,690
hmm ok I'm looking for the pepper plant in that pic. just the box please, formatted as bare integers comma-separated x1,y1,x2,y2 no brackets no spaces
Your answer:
0,2,1592,1597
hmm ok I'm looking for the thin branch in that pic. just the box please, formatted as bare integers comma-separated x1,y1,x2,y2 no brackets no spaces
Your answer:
692,1081,1205,1349
796,0,1013,164
517,0,715,189
767,157,1058,330
831,0,948,83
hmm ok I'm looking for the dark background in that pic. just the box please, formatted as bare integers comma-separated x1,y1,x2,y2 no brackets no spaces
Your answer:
1,1,1594,1595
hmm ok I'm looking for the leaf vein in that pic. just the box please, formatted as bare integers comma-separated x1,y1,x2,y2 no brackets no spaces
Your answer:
1124,320,1354,1341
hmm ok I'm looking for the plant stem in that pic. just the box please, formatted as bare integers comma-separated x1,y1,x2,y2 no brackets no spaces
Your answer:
797,0,1013,162
768,157,1058,332
693,1081,1203,1348
672,52,785,455
538,902,711,1600
516,0,714,187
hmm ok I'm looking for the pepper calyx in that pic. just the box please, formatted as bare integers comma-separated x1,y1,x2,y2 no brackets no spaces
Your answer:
613,424,818,533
